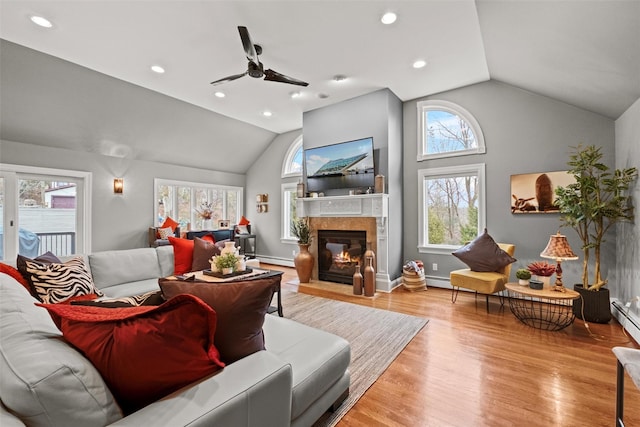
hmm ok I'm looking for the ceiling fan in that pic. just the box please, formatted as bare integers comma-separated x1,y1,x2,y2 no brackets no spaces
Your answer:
211,26,309,87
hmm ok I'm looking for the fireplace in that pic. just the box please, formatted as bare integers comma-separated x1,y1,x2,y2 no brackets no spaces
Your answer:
317,230,366,285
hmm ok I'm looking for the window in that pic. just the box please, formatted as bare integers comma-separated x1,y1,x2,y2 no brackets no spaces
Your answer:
1,164,91,261
281,135,303,178
154,179,243,230
417,100,485,161
418,164,486,254
281,183,299,242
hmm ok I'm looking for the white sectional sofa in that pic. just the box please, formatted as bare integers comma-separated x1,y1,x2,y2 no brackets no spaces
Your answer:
0,246,351,427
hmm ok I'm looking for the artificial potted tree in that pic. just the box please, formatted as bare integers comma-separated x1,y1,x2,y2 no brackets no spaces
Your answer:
291,217,314,283
555,144,638,323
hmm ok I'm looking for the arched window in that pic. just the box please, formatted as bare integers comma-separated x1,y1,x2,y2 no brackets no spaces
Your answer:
281,135,303,178
417,100,485,161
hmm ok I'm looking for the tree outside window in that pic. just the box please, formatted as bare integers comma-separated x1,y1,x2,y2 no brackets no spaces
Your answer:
418,164,485,253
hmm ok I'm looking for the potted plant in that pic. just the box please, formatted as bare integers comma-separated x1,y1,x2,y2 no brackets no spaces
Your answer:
527,261,556,286
516,268,531,285
215,252,238,275
290,217,314,283
555,144,638,323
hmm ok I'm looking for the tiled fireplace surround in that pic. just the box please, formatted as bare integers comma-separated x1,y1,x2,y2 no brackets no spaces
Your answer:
297,194,390,291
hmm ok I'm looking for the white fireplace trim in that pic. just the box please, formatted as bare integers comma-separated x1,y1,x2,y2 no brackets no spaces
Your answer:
298,194,391,291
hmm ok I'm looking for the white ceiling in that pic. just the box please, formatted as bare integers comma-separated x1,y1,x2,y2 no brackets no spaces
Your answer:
1,0,639,136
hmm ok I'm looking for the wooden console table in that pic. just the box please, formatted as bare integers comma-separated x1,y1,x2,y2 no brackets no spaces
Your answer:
505,282,580,331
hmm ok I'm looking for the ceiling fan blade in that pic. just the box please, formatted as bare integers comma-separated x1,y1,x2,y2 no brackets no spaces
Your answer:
264,69,309,87
238,26,259,64
210,71,247,86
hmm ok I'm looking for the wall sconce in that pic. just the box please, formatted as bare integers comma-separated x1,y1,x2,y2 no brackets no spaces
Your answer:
113,178,124,194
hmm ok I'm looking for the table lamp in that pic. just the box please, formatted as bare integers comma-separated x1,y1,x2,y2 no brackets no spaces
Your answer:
540,231,578,292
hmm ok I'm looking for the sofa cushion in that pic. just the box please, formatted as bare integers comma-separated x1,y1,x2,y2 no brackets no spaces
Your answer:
263,315,351,420
0,275,123,427
451,229,516,272
168,236,194,275
20,256,104,304
38,294,225,415
89,248,162,290
159,276,279,363
157,226,174,239
0,262,31,294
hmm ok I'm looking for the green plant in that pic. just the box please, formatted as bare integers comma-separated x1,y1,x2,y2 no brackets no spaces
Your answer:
214,253,237,270
555,144,638,291
516,269,531,280
290,217,312,244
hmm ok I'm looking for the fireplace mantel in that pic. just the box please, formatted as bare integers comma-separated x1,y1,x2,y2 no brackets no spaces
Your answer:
297,194,388,219
297,194,392,292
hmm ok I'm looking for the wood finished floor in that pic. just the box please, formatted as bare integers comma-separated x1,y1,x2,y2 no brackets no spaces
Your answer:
267,264,640,427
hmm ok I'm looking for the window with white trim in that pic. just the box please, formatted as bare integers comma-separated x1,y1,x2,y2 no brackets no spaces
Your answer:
281,183,299,242
417,100,485,161
281,135,303,178
154,179,243,230
418,163,486,254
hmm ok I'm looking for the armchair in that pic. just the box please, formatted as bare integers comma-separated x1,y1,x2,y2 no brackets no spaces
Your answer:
148,226,180,247
450,243,516,313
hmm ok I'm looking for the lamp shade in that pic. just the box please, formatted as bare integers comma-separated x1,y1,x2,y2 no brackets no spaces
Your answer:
540,232,578,261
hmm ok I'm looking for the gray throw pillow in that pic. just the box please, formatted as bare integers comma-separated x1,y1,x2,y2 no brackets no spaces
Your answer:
451,229,516,272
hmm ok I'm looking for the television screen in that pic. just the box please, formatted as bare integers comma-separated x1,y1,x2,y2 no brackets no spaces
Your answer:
304,137,375,193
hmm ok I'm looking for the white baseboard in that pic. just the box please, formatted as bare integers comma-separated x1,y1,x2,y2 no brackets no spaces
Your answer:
256,255,294,268
612,298,640,345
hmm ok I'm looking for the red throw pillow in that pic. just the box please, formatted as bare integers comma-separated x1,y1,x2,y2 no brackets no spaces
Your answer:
238,215,250,226
159,276,279,363
38,294,224,415
201,233,215,243
168,236,194,275
160,216,179,232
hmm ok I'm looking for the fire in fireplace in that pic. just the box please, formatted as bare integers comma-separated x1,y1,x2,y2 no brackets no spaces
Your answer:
318,230,366,285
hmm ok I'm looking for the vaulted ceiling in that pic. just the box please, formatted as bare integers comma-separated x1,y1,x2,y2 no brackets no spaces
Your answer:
1,1,638,170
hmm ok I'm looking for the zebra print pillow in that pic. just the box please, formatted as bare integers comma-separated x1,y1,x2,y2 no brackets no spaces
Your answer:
71,290,164,308
24,257,103,304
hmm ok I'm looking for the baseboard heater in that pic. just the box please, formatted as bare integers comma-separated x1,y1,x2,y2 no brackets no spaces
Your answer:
612,299,640,345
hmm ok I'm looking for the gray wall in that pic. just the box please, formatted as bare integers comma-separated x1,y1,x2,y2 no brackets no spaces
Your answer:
615,98,640,305
1,139,245,252
303,89,404,280
245,129,301,264
402,80,616,287
0,40,276,174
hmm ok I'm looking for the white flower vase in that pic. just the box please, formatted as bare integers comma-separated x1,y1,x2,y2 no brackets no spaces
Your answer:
203,219,212,230
235,255,246,272
221,241,237,256
536,275,552,286
210,256,219,272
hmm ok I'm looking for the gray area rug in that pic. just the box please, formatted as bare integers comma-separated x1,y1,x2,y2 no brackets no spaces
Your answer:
278,291,428,427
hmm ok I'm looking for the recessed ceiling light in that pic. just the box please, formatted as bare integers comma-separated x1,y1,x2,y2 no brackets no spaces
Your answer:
150,65,165,74
214,91,226,98
262,110,273,117
30,15,53,28
413,60,427,69
333,75,347,82
290,91,301,99
381,12,397,25
318,93,329,99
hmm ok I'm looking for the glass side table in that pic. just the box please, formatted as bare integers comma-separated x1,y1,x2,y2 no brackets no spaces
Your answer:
234,234,257,259
505,282,580,331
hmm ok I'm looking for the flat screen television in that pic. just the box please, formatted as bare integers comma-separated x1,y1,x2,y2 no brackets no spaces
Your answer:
304,137,375,193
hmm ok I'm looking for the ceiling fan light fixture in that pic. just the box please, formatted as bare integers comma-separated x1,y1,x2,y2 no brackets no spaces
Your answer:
30,15,53,28
318,93,329,99
413,59,427,69
150,65,165,74
381,12,397,25
214,91,226,98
